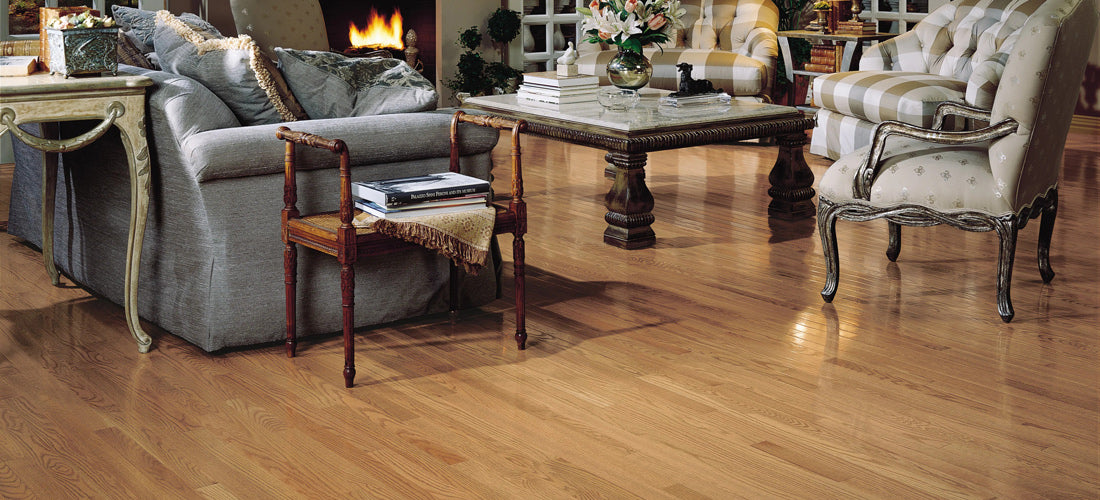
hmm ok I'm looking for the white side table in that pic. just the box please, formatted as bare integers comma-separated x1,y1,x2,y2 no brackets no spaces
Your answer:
0,72,155,353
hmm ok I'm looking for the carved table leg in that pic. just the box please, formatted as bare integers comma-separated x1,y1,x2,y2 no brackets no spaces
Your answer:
603,151,656,249
767,132,816,220
116,98,155,353
40,122,61,286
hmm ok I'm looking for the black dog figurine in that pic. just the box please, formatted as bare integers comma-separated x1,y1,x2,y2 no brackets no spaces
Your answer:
669,62,723,97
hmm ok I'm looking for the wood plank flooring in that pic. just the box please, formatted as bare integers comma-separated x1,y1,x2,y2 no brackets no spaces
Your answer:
0,129,1097,498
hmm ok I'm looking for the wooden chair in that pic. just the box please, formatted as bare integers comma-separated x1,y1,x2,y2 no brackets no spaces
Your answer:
277,111,528,387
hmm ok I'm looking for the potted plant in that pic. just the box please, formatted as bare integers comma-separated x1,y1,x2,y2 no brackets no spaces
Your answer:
444,9,523,101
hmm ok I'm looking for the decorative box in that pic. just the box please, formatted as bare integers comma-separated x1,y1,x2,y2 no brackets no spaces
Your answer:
46,27,119,78
38,6,99,72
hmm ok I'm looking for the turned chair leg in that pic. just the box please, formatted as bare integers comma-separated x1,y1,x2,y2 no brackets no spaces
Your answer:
284,242,297,357
449,262,461,318
818,202,840,302
886,222,902,262
341,263,356,388
514,234,527,349
1038,190,1057,283
995,219,1019,323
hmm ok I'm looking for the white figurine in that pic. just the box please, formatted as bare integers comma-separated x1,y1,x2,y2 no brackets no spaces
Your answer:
556,41,579,76
556,41,577,65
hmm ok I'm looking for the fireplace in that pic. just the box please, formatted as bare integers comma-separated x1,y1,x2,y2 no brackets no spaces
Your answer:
319,0,437,84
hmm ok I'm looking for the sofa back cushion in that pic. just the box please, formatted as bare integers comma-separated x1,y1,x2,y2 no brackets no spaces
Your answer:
895,0,1046,80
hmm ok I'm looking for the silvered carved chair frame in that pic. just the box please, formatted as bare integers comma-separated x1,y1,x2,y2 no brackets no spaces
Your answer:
818,102,1056,322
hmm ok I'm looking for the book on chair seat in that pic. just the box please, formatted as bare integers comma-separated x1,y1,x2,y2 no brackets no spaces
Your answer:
352,172,490,208
354,198,487,219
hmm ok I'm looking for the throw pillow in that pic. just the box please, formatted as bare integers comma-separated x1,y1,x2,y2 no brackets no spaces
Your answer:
116,30,155,69
112,5,218,53
275,48,438,119
154,10,308,125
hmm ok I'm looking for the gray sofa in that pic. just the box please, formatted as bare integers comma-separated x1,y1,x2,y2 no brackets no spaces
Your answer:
8,64,502,352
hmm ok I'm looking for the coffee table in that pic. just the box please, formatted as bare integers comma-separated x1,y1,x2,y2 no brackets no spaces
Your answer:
463,91,816,249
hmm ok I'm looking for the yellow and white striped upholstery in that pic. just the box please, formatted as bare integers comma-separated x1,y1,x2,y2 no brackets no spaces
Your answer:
819,0,1097,215
811,0,1049,159
575,0,779,99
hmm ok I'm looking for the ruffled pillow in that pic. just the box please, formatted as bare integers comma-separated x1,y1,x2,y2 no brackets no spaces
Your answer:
111,5,218,53
275,48,437,119
154,11,307,125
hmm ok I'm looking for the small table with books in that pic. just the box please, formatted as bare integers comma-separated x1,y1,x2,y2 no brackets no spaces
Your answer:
463,89,816,250
778,30,897,108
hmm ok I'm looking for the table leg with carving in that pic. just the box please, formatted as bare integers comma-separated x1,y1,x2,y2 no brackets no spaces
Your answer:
603,150,656,249
767,132,816,219
115,94,154,353
40,122,61,286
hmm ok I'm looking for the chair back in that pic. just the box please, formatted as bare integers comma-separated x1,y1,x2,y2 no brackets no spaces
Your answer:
229,0,329,60
988,0,1098,211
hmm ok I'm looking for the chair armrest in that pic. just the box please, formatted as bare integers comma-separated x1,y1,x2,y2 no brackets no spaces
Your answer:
853,118,1019,200
931,102,992,130
450,111,528,202
275,127,354,231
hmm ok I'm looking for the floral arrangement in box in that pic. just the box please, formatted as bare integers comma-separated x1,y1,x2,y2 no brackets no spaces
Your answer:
577,0,687,54
46,12,116,30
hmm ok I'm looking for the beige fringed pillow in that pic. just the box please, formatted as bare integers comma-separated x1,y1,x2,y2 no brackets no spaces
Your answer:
153,10,307,125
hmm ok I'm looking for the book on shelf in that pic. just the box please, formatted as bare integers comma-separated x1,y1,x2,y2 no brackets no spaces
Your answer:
352,172,490,208
517,90,598,104
354,198,487,219
521,70,599,88
836,20,877,35
0,56,38,77
517,82,600,96
803,62,839,73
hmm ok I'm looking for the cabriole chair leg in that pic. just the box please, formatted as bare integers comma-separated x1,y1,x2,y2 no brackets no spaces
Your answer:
887,221,901,262
818,202,840,303
1038,190,1057,283
995,219,1019,323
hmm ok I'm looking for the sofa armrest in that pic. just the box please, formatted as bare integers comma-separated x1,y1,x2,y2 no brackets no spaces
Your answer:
742,26,778,97
121,65,241,143
184,112,500,183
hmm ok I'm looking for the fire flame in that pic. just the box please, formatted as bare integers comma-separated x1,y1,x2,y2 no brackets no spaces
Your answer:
348,8,404,49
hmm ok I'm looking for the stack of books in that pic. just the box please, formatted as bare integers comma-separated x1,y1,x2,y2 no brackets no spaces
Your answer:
351,172,490,219
516,70,600,106
836,19,877,35
804,45,843,73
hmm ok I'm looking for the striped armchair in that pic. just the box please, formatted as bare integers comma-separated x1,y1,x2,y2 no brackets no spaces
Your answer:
574,0,779,100
810,0,1051,159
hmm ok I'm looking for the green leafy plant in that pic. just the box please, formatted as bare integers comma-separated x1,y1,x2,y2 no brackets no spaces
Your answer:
773,0,814,92
444,16,523,100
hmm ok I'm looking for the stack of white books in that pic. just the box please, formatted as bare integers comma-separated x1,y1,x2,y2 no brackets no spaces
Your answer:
516,70,600,106
351,172,490,219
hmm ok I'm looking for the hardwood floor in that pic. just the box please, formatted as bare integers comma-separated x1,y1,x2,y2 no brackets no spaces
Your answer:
0,129,1097,498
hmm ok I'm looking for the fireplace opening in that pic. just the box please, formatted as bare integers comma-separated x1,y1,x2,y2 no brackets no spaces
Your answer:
320,0,436,84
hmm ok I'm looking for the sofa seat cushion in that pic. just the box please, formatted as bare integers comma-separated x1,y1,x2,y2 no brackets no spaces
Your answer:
154,10,308,125
812,71,968,128
575,48,768,96
818,136,1011,215
274,48,438,119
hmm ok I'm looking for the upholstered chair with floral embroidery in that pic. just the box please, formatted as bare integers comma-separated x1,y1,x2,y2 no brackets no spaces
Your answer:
815,0,1097,322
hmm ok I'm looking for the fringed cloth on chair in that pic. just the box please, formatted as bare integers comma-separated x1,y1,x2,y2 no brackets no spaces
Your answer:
353,206,496,274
